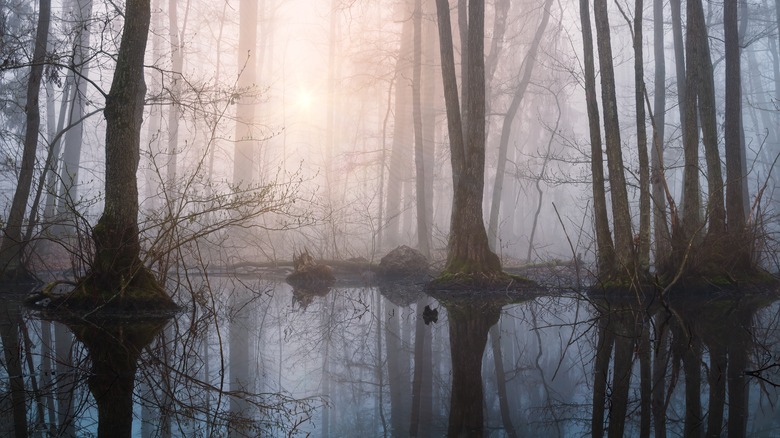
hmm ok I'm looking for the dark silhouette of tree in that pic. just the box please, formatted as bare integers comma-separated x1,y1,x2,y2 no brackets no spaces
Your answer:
79,0,175,307
593,0,635,278
66,317,169,437
725,0,749,270
579,0,615,276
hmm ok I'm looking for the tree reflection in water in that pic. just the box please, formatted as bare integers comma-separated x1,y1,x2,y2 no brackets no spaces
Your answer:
590,290,779,438
2,280,779,436
441,297,502,437
66,316,169,437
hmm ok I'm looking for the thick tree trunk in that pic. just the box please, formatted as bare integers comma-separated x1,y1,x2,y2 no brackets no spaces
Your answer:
593,0,635,274
0,0,50,279
633,0,651,271
680,0,703,252
691,0,725,238
579,0,615,276
724,0,749,269
435,0,501,277
89,0,172,305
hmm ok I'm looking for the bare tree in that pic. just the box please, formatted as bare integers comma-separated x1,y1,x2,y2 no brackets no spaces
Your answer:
579,0,615,276
412,0,430,257
434,0,502,279
83,0,175,305
0,0,50,280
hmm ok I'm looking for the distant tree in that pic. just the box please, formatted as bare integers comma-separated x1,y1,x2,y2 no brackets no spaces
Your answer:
412,0,430,257
384,2,413,249
486,0,553,251
54,0,93,237
166,0,185,190
233,0,257,186
0,0,50,281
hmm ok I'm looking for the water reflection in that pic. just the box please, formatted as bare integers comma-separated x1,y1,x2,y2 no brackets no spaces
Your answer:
442,297,501,437
590,291,779,438
2,280,779,436
66,316,169,437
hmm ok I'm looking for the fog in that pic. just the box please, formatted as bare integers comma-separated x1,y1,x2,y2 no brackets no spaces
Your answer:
1,0,779,282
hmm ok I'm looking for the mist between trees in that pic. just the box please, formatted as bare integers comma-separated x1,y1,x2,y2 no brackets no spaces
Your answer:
1,0,779,289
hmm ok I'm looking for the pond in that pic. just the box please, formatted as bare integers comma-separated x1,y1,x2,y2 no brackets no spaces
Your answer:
2,276,780,437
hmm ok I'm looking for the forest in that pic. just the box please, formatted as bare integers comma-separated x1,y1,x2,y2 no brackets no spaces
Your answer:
1,0,780,436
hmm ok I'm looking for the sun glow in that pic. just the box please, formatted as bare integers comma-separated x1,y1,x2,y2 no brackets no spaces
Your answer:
295,88,314,110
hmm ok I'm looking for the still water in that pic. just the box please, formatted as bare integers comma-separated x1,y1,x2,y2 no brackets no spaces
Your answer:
2,276,780,437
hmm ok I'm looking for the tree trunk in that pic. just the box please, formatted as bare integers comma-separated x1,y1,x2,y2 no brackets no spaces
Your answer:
652,0,671,273
233,0,257,186
384,8,414,249
90,0,171,303
691,0,726,238
670,0,688,212
55,0,93,237
594,0,635,274
422,3,437,253
579,0,615,276
0,0,50,279
166,0,183,190
435,0,501,276
633,0,651,271
724,0,749,269
680,0,703,254
412,0,430,257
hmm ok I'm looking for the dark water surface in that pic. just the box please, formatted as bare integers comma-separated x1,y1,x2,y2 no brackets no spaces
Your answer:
2,278,780,437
